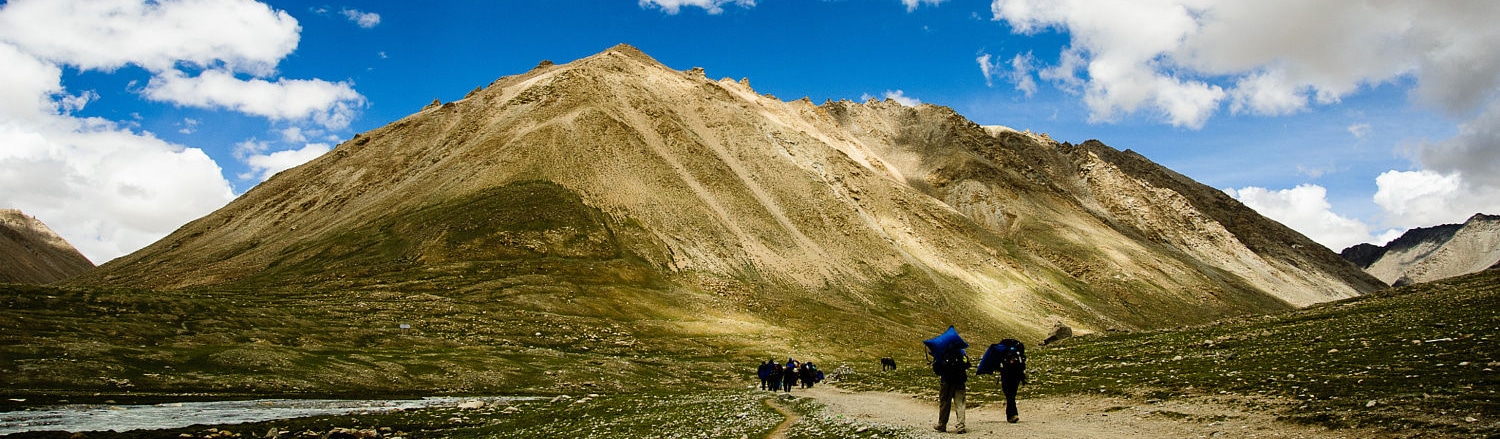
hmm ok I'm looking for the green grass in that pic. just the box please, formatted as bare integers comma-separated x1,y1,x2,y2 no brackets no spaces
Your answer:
2,271,1495,437
835,269,1499,437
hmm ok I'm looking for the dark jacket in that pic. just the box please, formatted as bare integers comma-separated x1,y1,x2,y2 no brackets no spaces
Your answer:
933,352,970,384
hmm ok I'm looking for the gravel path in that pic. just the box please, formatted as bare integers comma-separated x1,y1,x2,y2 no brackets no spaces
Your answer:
799,385,1392,438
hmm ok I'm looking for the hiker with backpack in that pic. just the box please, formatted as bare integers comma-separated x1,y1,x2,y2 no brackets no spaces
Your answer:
782,358,799,392
977,338,1028,423
757,359,773,390
925,326,970,434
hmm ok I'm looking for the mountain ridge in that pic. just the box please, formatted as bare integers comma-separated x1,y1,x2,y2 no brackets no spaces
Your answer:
73,44,1383,352
0,209,94,284
1341,213,1500,285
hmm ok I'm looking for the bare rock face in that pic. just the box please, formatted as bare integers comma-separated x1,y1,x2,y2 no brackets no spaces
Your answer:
1343,213,1500,286
0,209,94,284
74,45,1384,347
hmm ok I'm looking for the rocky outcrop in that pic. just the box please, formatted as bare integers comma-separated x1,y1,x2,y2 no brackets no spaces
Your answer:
0,209,94,284
1342,213,1500,285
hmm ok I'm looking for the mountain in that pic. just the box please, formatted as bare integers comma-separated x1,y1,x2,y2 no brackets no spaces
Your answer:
71,45,1383,354
0,209,94,284
1341,213,1500,286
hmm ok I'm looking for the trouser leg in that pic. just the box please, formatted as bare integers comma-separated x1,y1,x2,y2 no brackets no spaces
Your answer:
938,381,955,427
954,384,967,430
1003,378,1020,420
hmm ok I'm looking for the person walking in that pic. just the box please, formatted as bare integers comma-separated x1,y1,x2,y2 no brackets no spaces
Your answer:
932,348,970,433
782,358,799,392
998,345,1027,423
757,359,773,390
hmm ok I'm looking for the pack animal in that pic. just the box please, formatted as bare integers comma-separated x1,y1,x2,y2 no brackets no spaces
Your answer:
880,357,897,371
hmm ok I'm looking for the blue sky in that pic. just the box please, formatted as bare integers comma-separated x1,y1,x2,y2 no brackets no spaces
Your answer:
2,0,1498,263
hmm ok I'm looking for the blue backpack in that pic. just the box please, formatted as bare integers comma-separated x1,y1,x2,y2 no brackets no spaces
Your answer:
976,338,1025,375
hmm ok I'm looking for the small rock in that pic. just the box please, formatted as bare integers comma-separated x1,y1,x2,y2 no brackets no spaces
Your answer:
1466,417,1478,423
1366,400,1378,408
458,400,485,409
1328,349,1339,354
1172,355,1183,361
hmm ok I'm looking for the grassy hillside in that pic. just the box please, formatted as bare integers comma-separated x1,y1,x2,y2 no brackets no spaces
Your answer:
0,183,991,400
838,269,1499,437
4,271,1490,438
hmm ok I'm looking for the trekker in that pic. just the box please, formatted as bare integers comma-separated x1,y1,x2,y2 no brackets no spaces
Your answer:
933,348,970,434
757,359,773,390
782,358,799,392
768,362,783,392
999,350,1027,423
800,362,817,389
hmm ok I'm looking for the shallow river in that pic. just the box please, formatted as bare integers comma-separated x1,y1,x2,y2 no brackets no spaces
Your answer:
0,396,524,434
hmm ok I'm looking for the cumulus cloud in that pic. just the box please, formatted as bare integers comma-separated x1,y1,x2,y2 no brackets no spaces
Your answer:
1225,185,1384,252
0,0,362,263
0,0,298,76
1374,170,1500,228
996,0,1500,246
988,0,1500,128
0,42,234,263
241,143,330,181
341,8,380,28
144,69,364,129
639,0,754,15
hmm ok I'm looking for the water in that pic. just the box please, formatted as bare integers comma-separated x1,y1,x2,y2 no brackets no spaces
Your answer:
0,396,527,434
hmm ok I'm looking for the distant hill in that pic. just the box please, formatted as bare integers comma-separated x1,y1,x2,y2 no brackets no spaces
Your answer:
1342,213,1500,286
51,46,1385,390
0,209,94,284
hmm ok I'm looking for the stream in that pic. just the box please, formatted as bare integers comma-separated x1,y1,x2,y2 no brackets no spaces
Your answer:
0,396,530,434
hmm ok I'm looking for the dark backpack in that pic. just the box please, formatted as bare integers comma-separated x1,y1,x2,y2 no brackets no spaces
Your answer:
977,338,1026,375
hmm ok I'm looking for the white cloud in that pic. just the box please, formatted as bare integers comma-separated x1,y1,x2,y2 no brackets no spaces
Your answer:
639,0,754,15
1008,52,1038,97
1373,170,1500,228
981,52,1038,97
143,69,364,129
901,0,947,12
241,143,330,181
1225,184,1382,251
0,0,299,76
994,0,1500,246
0,45,234,264
977,53,997,87
989,0,1500,129
341,8,380,28
0,0,364,263
862,90,921,107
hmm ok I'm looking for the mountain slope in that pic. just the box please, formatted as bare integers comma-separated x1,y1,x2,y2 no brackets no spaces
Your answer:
74,45,1381,355
1342,213,1500,285
0,209,94,284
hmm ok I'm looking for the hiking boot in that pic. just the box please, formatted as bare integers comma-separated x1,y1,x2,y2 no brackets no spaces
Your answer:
932,424,946,432
953,426,967,434
1008,415,1019,423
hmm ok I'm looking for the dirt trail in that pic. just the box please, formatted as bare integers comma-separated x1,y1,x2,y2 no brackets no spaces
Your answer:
799,385,1384,438
763,398,801,439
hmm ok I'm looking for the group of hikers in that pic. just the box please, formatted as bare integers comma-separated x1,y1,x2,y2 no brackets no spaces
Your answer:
756,358,824,392
930,330,1028,434
751,326,1027,435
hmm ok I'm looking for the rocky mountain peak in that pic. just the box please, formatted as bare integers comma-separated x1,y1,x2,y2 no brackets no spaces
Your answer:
0,209,94,284
1343,213,1500,285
